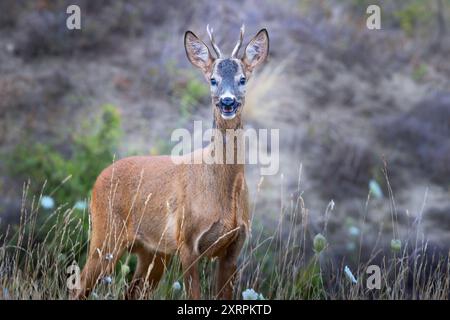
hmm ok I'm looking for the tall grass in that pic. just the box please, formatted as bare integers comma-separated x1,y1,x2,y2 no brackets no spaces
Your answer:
0,167,448,300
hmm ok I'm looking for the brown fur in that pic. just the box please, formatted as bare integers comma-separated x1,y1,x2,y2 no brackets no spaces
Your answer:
72,27,268,300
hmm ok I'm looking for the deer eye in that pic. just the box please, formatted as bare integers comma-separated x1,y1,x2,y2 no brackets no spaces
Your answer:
210,78,217,86
239,77,246,85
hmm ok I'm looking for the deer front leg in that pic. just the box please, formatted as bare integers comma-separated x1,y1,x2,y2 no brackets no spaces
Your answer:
216,226,246,299
180,245,201,299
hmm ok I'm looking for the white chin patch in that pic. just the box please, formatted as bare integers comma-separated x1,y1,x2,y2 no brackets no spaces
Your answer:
221,113,237,120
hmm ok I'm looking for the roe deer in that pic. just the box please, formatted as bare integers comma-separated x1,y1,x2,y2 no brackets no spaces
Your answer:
73,25,269,300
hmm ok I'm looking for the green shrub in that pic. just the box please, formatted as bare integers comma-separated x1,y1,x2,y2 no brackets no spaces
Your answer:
412,63,427,82
8,104,122,211
4,104,122,261
394,2,432,37
177,75,209,119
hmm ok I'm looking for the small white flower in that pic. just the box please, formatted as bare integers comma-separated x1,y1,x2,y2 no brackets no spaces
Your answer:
369,179,383,199
102,276,113,285
242,288,263,300
344,266,357,284
348,226,360,237
40,196,55,210
172,281,182,292
3,288,10,299
105,253,113,261
74,200,87,211
329,199,335,211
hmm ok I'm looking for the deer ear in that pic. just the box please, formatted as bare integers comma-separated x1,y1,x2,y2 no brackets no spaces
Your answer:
184,31,213,72
242,29,269,72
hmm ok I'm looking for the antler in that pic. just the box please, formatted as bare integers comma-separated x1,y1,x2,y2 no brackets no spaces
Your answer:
231,24,245,58
206,24,222,58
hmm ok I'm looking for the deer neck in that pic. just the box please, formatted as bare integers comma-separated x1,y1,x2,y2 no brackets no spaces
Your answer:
206,107,245,178
212,106,244,132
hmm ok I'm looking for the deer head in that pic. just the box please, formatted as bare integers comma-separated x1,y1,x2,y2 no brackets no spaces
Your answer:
184,25,269,122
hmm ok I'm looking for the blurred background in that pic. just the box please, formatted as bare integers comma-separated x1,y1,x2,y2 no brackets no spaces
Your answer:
0,0,449,292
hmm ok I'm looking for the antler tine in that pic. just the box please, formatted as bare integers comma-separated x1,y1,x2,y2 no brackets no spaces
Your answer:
231,24,245,58
206,24,222,58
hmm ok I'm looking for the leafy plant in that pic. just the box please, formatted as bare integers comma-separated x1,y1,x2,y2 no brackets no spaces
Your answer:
3,104,122,263
394,2,432,37
7,104,122,212
176,75,209,119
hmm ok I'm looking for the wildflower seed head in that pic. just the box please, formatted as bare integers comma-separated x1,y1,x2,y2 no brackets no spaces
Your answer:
390,239,401,253
121,265,130,276
313,233,327,253
369,179,383,199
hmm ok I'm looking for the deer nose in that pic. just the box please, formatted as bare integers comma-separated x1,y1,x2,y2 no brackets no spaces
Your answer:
220,97,236,107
